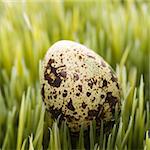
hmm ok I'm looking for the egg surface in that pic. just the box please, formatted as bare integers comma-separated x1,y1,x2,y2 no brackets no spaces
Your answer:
40,40,121,132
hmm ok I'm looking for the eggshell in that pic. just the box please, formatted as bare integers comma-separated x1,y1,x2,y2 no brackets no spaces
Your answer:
40,40,121,132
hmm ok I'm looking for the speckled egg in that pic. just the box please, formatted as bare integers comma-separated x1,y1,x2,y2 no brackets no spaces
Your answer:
40,40,121,132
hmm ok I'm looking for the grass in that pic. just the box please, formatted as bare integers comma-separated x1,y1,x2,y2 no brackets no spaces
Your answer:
0,0,150,149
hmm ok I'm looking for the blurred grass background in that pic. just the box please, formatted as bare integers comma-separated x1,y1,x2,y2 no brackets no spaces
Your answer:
0,0,150,150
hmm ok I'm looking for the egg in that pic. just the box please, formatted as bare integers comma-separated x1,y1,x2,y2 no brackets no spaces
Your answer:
40,40,121,132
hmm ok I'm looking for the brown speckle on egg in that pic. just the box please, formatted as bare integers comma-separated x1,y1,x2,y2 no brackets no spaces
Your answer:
110,71,118,82
53,95,57,99
78,85,82,92
86,54,95,59
62,90,68,97
48,106,64,121
73,73,79,81
73,112,77,115
82,102,87,109
88,80,93,89
105,92,117,108
76,93,80,96
101,94,105,99
92,97,96,102
41,84,45,100
101,61,106,67
102,79,107,87
59,71,67,78
86,92,91,97
79,55,82,60
66,98,75,111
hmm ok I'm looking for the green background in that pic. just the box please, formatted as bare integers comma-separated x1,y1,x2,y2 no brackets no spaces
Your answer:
0,1,150,150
